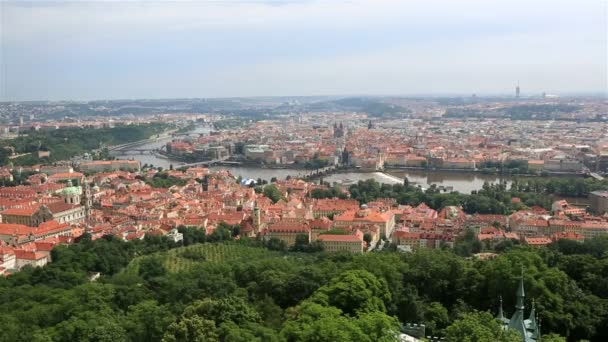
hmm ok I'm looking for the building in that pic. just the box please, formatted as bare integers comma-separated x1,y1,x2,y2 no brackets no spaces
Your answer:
334,206,396,238
79,160,141,173
1,202,85,226
312,199,360,218
496,271,540,342
317,230,364,253
264,221,310,247
0,221,74,244
589,191,608,215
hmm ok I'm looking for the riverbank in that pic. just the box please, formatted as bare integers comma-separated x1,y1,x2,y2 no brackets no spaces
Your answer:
384,166,587,178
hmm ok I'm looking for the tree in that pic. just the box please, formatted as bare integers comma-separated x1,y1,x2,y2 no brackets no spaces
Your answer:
541,334,567,342
123,300,175,342
162,316,219,342
363,233,373,247
138,256,167,280
263,185,284,204
292,234,311,252
281,301,399,342
423,302,450,336
265,237,287,251
183,297,261,326
282,304,367,342
311,269,391,316
444,311,522,342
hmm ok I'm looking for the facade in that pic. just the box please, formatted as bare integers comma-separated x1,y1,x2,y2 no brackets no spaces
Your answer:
264,221,310,247
79,160,141,173
1,202,85,226
312,199,360,218
317,231,364,253
334,207,395,238
589,191,608,215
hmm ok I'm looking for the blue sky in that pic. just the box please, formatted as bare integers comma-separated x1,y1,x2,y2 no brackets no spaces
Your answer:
1,0,606,101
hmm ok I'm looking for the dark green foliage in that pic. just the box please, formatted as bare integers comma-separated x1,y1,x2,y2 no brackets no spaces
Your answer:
309,186,347,199
263,184,285,203
146,172,187,188
0,233,605,341
444,311,523,342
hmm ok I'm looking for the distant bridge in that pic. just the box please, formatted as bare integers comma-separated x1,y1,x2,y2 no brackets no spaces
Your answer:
113,149,154,155
178,157,240,167
589,172,605,181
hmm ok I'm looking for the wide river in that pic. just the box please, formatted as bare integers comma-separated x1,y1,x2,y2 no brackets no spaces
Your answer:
112,127,511,194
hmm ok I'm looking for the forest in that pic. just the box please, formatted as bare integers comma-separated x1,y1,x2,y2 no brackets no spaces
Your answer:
1,224,607,342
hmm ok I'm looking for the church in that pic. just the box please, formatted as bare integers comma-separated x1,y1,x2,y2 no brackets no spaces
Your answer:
497,271,541,342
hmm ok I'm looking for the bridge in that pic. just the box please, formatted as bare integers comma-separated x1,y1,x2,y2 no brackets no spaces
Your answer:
113,149,155,155
109,138,162,152
589,172,605,181
108,129,177,152
178,157,240,168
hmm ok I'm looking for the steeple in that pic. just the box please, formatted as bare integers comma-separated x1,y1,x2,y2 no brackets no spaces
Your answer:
508,267,527,337
515,268,525,311
253,201,261,233
529,300,539,339
496,296,507,322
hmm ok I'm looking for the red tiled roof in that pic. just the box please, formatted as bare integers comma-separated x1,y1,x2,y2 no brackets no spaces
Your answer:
317,234,362,242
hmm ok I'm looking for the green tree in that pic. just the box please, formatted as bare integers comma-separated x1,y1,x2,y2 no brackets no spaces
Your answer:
263,184,284,203
444,311,522,342
311,269,391,316
162,316,219,342
123,300,175,342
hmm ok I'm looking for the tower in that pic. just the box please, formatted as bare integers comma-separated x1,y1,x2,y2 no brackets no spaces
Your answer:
516,83,520,98
253,201,261,233
202,175,209,192
81,177,92,218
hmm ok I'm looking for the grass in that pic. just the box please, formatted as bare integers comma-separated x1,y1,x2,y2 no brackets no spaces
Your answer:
125,242,278,274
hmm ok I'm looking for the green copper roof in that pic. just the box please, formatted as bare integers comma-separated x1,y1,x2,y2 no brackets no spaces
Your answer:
61,186,82,196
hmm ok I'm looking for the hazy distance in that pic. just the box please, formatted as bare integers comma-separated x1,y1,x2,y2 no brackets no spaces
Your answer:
1,0,606,101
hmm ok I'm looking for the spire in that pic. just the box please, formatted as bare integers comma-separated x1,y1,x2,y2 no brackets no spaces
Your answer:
508,267,527,337
529,299,540,339
528,299,537,323
496,296,506,321
515,267,525,311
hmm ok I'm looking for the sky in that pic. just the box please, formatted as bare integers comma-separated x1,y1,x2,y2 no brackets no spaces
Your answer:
0,0,606,101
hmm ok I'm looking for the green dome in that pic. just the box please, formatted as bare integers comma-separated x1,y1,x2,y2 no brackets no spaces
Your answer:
61,186,82,196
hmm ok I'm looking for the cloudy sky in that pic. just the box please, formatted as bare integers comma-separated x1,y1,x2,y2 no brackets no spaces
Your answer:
0,0,606,101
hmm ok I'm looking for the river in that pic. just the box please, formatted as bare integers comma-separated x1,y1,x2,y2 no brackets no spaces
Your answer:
111,126,512,194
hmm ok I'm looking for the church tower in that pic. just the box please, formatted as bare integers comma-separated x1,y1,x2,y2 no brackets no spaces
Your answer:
253,201,261,234
81,177,93,218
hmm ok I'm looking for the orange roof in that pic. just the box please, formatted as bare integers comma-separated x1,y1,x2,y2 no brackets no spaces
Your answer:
14,249,47,260
334,209,392,224
0,223,35,236
317,234,362,242
1,205,39,216
524,237,552,245
49,172,84,180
